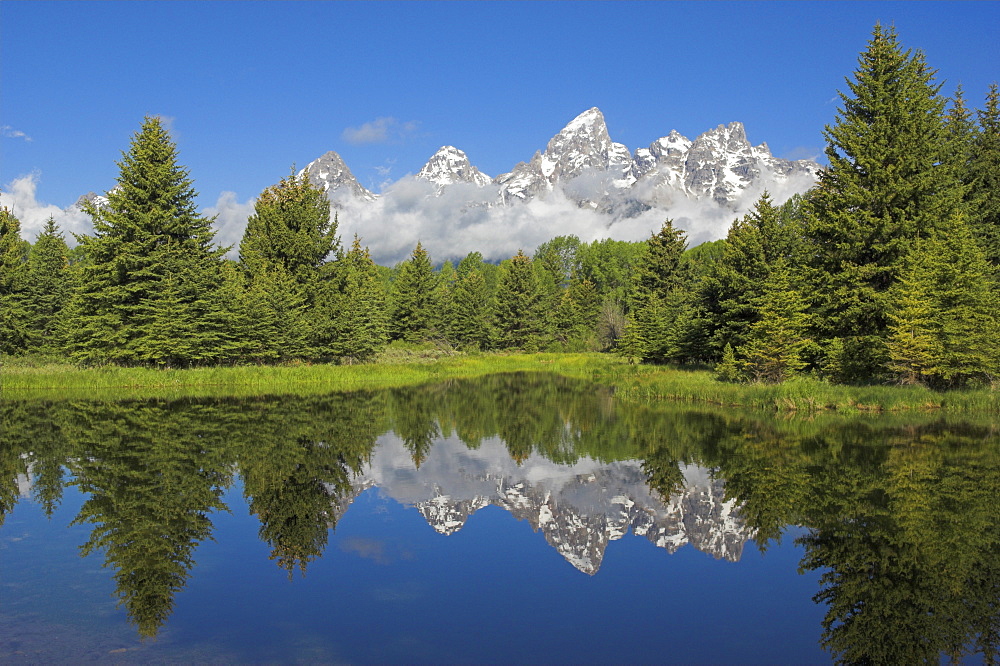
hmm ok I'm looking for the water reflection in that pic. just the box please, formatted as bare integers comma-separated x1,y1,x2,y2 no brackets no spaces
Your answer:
2,373,998,663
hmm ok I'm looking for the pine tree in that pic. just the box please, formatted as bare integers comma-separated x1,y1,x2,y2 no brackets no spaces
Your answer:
23,218,72,353
0,206,29,354
886,217,998,387
239,171,338,283
622,220,689,362
969,83,1000,270
70,116,226,366
329,237,389,361
702,192,793,358
886,244,945,385
449,266,493,350
493,250,544,350
389,242,439,343
739,262,812,383
803,24,963,382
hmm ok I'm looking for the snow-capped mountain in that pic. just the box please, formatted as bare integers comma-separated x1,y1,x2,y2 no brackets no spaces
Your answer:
301,107,818,217
326,434,752,575
299,150,377,202
416,146,492,189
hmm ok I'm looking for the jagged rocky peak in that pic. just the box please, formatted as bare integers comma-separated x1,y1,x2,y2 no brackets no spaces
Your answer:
299,150,376,202
417,146,492,188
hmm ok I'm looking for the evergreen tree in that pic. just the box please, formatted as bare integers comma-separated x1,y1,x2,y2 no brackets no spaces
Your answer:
493,250,545,350
389,242,439,343
238,171,338,359
702,192,794,359
886,217,998,387
239,171,338,283
622,220,690,362
449,266,493,350
329,237,389,360
803,24,962,382
70,116,226,366
0,206,29,354
23,218,72,353
738,262,812,383
969,83,1000,269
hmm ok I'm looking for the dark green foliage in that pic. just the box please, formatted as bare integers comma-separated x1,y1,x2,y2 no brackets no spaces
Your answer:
239,171,338,283
389,242,440,343
887,218,999,387
448,255,493,350
493,250,545,350
622,220,692,363
69,117,226,366
969,83,1000,269
803,25,963,381
23,218,72,353
0,206,29,353
324,237,389,360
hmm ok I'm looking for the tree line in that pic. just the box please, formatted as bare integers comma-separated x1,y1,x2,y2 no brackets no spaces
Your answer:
1,24,997,387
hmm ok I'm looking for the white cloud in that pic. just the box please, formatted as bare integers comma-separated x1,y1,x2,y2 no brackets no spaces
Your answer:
1,125,32,142
203,191,257,256
341,117,420,145
0,174,93,241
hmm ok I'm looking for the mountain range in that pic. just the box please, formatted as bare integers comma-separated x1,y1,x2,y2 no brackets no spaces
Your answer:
327,434,752,575
301,107,819,219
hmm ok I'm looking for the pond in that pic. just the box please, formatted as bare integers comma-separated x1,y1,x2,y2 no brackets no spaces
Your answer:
1,373,997,664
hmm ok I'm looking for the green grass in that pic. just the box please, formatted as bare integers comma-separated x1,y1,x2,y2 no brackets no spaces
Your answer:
3,351,997,413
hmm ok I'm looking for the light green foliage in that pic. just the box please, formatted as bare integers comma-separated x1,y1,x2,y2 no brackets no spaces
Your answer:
577,238,645,307
738,263,812,383
887,218,999,388
70,116,226,366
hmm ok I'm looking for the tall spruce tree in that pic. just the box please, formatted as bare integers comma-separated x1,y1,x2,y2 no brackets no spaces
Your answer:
803,24,963,382
328,237,389,360
621,220,690,363
969,83,1000,270
24,218,72,353
493,250,545,350
0,206,29,354
389,242,439,343
70,116,226,366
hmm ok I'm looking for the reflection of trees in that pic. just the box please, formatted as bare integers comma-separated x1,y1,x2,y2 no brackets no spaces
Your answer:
236,392,385,577
63,400,233,638
3,375,999,660
797,425,1000,664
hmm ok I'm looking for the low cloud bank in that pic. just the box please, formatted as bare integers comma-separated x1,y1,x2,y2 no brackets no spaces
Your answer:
5,170,815,265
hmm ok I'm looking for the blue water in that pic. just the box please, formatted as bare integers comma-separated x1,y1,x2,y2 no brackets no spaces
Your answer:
2,475,826,664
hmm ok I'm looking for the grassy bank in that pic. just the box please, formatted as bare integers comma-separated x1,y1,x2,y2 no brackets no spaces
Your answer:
2,351,997,413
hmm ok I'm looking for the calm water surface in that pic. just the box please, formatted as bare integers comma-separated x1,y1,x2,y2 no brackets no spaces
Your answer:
1,374,997,664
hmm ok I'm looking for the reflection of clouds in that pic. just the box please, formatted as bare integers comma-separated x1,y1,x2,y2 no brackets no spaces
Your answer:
339,535,413,565
340,536,390,564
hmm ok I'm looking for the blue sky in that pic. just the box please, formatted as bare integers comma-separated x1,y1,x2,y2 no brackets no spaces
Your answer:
1,1,997,259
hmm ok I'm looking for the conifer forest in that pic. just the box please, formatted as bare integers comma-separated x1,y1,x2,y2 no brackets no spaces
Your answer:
2,26,998,390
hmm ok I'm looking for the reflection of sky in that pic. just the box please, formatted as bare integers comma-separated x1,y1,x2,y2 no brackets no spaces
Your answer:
3,455,829,664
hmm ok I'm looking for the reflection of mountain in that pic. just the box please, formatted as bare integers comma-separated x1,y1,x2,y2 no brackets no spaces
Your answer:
328,435,751,574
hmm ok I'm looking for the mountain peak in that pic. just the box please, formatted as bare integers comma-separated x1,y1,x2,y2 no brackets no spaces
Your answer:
562,107,607,134
299,150,376,202
417,146,491,188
